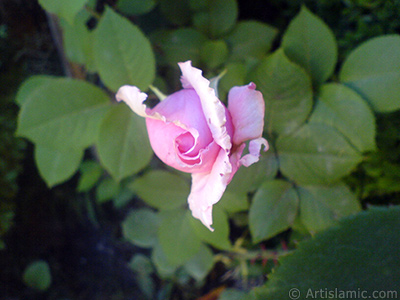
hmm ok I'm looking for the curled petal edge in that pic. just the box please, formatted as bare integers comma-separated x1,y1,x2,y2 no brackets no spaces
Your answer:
178,61,232,153
239,137,269,167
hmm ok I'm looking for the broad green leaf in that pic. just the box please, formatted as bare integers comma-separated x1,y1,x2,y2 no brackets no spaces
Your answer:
158,0,191,25
117,0,156,15
218,62,246,100
218,191,248,214
200,40,229,69
276,123,362,185
158,209,202,265
231,148,279,193
188,0,207,11
339,35,400,112
225,21,278,61
310,83,376,152
95,177,120,203
38,0,88,24
282,6,337,85
17,78,110,150
249,180,299,243
298,183,361,233
130,170,189,210
190,206,231,250
22,260,52,291
192,0,238,38
159,28,208,66
151,242,179,278
97,104,152,181
250,49,313,135
251,207,400,299
93,8,155,92
77,160,103,192
35,145,84,187
122,208,160,248
15,75,55,106
61,10,95,72
184,244,214,281
219,148,279,213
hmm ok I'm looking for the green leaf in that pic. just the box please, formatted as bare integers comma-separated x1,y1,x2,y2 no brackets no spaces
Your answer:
35,145,84,187
97,104,152,182
251,207,400,299
339,35,400,112
190,206,231,250
276,123,363,185
218,62,246,100
22,260,52,291
61,10,95,72
130,170,190,210
158,209,202,265
249,180,299,243
184,244,214,281
151,242,179,278
218,149,279,214
158,0,191,25
17,78,110,150
250,49,313,135
38,0,88,24
310,83,376,153
95,177,120,203
77,160,103,192
200,40,229,69
117,0,156,15
192,0,238,38
15,75,55,106
298,183,361,233
159,28,208,67
225,21,278,61
218,191,248,214
93,8,155,92
282,6,337,85
122,208,160,248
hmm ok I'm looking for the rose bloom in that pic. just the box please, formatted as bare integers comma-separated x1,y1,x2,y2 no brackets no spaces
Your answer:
116,61,268,231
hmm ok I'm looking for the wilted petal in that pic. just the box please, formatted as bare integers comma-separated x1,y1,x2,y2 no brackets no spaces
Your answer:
228,83,265,145
239,137,269,167
188,148,232,231
178,61,232,153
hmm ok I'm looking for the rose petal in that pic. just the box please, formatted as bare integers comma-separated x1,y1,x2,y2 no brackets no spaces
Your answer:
152,89,213,154
116,85,166,122
228,83,265,145
116,85,150,118
178,61,232,153
188,148,232,231
146,118,221,173
239,137,269,167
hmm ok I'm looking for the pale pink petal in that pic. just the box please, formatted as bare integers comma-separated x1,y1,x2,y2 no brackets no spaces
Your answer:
178,61,232,153
146,118,221,174
188,148,232,231
152,89,213,154
239,137,269,167
227,83,265,145
116,85,150,118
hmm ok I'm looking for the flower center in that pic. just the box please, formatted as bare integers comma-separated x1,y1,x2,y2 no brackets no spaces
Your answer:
176,131,195,154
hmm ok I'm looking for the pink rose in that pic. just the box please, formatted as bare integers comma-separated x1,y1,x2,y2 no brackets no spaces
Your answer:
116,61,268,231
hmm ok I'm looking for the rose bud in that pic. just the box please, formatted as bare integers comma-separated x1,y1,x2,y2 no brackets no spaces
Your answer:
116,61,268,231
